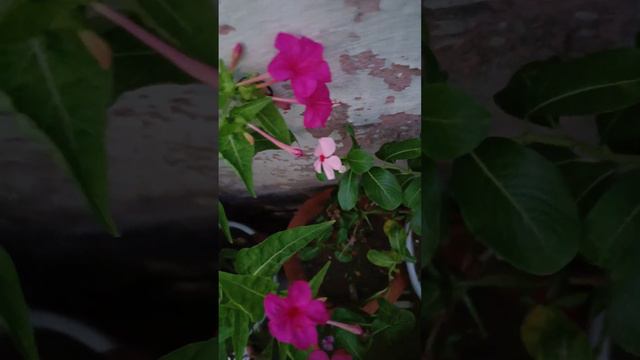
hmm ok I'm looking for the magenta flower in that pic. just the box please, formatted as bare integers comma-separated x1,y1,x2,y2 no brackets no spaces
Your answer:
314,137,346,180
300,83,333,128
309,349,353,360
264,281,329,350
268,32,332,99
270,83,333,129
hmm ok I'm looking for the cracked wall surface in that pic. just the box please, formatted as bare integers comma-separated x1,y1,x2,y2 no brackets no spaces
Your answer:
219,0,422,199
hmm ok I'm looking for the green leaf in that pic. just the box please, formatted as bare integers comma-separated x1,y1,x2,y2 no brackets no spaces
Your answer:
425,46,448,84
159,338,217,360
255,101,292,145
402,176,421,211
495,49,640,123
0,247,39,360
581,170,640,268
218,202,232,243
596,103,640,154
375,138,421,163
232,97,272,120
334,250,353,263
218,272,276,322
218,59,235,113
452,138,580,275
346,148,374,174
383,220,406,254
422,158,441,265
0,0,86,44
362,167,403,210
423,83,490,159
367,250,403,268
219,132,255,197
338,170,360,211
102,24,192,97
521,306,594,360
371,299,415,344
125,0,217,65
298,246,321,261
0,32,117,235
235,221,335,276
608,240,640,355
557,160,617,215
309,261,331,297
230,309,250,360
345,123,360,148
335,329,367,360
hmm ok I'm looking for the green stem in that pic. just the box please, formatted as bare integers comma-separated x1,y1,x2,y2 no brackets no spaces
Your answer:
516,133,640,164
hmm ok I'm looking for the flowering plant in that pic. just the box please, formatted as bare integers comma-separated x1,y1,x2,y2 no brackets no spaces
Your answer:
218,32,422,360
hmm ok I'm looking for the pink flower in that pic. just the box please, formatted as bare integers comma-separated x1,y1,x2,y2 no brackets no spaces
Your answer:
314,137,346,180
264,281,329,350
309,349,353,360
268,32,332,99
301,83,332,128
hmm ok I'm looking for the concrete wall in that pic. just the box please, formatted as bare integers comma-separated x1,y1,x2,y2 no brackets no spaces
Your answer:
219,0,422,198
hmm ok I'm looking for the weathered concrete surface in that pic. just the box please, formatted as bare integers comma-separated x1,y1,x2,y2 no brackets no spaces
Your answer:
0,85,216,234
219,0,422,198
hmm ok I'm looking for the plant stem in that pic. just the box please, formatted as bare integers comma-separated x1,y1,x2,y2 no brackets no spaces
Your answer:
90,2,217,87
516,132,640,164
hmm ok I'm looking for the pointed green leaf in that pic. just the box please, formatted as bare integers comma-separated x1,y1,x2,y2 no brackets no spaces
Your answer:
597,103,640,155
367,250,402,268
338,170,360,211
521,306,594,360
0,247,39,360
0,32,117,235
218,272,276,322
422,158,441,265
609,240,640,355
159,338,217,360
231,97,272,120
423,83,490,159
495,49,640,122
362,167,402,210
375,139,421,163
452,138,580,275
255,101,292,145
582,170,640,268
220,132,255,197
402,176,421,211
346,148,374,174
309,261,331,297
235,221,335,276
218,202,232,243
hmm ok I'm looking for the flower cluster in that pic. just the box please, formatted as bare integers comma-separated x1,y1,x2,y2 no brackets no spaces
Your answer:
264,281,361,359
238,32,333,129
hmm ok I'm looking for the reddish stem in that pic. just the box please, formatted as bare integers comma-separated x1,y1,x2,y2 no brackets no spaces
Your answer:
90,2,217,87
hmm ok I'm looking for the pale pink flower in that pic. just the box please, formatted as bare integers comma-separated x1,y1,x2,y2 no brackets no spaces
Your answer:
268,32,332,99
314,137,346,180
264,281,329,350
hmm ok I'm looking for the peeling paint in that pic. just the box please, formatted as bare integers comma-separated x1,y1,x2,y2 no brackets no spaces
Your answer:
345,0,381,22
385,96,395,104
219,25,236,35
358,112,420,148
340,51,421,91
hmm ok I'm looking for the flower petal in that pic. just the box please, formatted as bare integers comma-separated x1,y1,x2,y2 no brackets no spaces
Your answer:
299,36,323,60
332,349,353,360
324,156,344,172
305,299,329,324
317,137,336,157
275,32,300,54
314,159,322,174
264,293,286,319
309,350,331,360
292,76,318,99
287,281,312,305
268,53,293,81
290,319,318,350
323,161,336,180
268,316,294,344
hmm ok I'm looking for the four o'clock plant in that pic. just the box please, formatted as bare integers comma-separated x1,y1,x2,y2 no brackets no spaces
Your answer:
219,32,421,360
